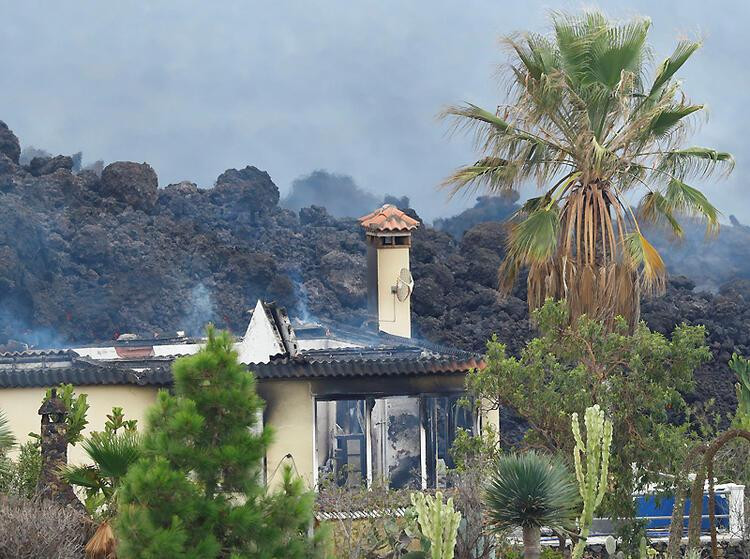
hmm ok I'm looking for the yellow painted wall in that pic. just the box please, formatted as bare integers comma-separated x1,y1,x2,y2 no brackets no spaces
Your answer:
258,380,315,490
481,397,501,441
0,385,159,464
376,246,411,338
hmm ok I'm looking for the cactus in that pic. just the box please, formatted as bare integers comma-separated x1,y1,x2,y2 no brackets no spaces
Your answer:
571,405,614,559
409,491,462,559
729,353,750,429
604,535,617,556
604,535,654,559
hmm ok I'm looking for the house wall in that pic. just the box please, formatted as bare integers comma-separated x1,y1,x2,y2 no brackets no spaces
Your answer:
257,379,316,490
1,385,159,464
1,374,493,492
257,374,497,491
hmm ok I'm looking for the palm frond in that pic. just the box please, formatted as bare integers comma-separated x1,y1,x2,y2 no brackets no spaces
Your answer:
664,178,721,235
624,231,666,294
658,147,735,179
441,157,517,195
649,40,701,98
507,206,560,264
638,192,683,238
62,464,102,490
646,104,703,139
486,451,580,531
441,103,565,151
504,32,560,81
0,410,15,454
586,16,651,89
80,431,141,481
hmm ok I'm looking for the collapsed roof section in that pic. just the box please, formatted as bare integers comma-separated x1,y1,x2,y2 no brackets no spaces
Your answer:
0,300,483,387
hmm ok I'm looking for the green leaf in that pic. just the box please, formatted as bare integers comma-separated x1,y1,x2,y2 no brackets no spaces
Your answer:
442,157,517,194
82,431,141,481
0,410,16,454
647,105,702,138
659,147,735,179
62,464,102,490
664,178,720,234
638,192,683,238
649,40,701,97
553,11,650,88
509,206,560,263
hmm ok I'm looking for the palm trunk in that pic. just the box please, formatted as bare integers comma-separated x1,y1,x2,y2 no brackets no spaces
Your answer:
523,525,541,559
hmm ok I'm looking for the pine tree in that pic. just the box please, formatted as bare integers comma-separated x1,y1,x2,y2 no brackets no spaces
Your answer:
116,327,324,558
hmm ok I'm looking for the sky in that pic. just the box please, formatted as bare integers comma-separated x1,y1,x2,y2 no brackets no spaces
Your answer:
1,1,747,222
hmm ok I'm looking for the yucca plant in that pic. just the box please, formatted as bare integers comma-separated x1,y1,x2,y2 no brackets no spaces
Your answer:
442,10,733,328
486,452,580,559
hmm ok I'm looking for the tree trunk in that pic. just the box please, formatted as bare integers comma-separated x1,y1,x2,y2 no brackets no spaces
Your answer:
555,531,568,559
686,430,750,553
667,477,690,559
523,525,541,559
707,460,717,559
686,463,706,551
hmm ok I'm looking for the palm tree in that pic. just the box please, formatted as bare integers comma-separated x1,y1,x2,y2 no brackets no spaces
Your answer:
0,409,15,454
62,426,140,559
0,410,17,490
486,452,580,559
62,430,141,513
442,11,733,328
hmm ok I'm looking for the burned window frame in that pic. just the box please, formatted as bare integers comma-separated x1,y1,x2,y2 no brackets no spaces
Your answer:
314,392,480,490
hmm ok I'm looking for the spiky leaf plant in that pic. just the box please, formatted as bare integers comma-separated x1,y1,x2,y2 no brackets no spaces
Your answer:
0,409,15,455
729,353,750,429
0,409,16,483
442,10,733,328
62,429,141,515
486,452,580,559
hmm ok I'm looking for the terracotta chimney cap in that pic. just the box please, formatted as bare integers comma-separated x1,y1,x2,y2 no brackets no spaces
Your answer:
359,204,420,233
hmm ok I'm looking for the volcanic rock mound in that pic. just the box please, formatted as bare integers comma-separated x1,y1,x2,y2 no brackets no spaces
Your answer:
96,161,159,211
0,120,747,424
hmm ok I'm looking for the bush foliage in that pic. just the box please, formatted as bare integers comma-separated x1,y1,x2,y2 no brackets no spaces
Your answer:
116,326,324,558
468,299,711,516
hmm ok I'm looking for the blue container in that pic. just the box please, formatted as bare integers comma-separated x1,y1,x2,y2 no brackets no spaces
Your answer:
635,492,730,537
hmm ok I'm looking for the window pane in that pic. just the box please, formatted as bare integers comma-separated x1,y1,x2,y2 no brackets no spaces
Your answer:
424,395,475,488
316,399,367,487
371,396,421,489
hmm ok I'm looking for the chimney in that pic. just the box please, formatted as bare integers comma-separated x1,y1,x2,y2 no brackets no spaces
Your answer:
359,204,420,338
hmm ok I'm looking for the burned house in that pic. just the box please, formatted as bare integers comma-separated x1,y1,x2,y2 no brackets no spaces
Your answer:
0,205,493,489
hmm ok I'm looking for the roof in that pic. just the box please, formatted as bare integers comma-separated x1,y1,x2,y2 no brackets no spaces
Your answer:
0,343,481,387
0,304,482,388
246,342,482,380
0,356,172,388
359,204,420,233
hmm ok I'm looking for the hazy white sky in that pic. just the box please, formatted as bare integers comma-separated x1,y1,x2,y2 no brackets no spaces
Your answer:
1,1,747,221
